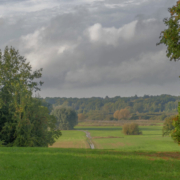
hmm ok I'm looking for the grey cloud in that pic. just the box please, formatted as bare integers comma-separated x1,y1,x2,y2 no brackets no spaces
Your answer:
1,0,179,97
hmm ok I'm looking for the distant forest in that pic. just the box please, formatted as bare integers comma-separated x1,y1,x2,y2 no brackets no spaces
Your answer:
41,95,180,120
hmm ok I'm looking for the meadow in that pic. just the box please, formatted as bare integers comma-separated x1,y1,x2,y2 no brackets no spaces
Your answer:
49,130,89,148
75,126,180,151
1,122,180,179
0,147,180,180
50,123,180,152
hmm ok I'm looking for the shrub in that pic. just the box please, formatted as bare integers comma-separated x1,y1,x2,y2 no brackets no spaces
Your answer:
162,115,176,136
160,114,167,120
122,123,142,135
0,140,4,147
171,103,180,144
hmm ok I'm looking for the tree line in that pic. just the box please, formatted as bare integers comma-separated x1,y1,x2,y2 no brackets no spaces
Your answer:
42,95,180,120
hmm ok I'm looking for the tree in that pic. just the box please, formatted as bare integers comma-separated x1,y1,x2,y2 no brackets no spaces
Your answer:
51,106,78,130
157,0,180,61
162,115,176,136
113,110,119,120
157,1,180,145
0,46,61,146
78,113,86,121
122,123,142,135
171,102,180,144
113,108,130,120
119,108,130,120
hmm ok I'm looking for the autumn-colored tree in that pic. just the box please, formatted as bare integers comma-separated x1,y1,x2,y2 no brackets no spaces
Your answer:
113,110,119,119
119,108,130,120
78,113,86,121
113,108,130,120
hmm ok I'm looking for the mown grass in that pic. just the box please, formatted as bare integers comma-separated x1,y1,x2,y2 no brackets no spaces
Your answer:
0,147,180,180
76,126,180,151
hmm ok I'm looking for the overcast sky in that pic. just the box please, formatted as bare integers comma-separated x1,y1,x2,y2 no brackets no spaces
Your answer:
1,0,180,98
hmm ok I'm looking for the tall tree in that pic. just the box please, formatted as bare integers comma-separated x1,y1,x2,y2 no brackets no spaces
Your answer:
158,1,180,144
0,46,61,146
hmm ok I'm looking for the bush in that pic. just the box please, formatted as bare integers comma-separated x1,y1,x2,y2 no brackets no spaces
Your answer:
51,106,78,130
171,103,180,144
0,140,4,147
159,114,167,120
162,115,176,136
122,123,142,135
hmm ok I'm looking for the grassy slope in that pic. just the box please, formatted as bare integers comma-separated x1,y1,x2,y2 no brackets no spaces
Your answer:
0,147,180,180
76,126,180,151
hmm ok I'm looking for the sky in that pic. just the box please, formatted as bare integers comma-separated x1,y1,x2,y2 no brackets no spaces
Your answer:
0,0,180,98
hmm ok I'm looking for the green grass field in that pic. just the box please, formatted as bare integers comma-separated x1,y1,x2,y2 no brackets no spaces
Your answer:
0,147,180,180
75,126,180,151
49,130,89,148
1,125,180,179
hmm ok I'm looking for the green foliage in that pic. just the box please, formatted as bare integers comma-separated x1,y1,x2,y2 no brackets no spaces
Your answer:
162,115,176,136
162,115,175,135
0,140,4,147
51,106,78,130
160,114,167,120
0,46,61,146
157,1,180,61
45,95,179,120
122,123,142,135
171,102,180,144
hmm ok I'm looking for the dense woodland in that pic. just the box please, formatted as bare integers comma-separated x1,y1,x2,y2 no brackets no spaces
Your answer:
41,94,180,120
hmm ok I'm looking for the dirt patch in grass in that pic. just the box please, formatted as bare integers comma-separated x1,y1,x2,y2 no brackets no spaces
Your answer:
92,136,124,139
49,141,89,149
137,152,180,160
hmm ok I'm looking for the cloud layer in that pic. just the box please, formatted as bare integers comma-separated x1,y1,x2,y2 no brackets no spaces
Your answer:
0,0,180,97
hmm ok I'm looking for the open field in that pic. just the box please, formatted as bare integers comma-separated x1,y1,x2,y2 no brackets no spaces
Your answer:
49,130,89,148
75,125,180,151
50,124,180,151
76,126,180,151
1,124,180,179
0,147,180,180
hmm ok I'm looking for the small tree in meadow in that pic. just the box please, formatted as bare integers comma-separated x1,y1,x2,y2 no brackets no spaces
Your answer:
123,123,142,135
162,115,176,136
171,102,180,144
